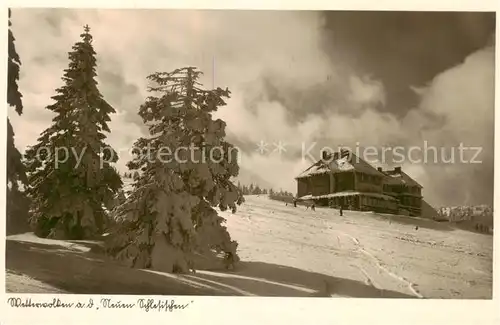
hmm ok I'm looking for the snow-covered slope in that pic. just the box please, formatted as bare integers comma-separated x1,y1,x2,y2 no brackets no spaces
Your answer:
6,195,492,298
219,196,492,299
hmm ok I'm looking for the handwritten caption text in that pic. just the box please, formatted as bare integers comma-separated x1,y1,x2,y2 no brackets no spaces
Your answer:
7,297,194,312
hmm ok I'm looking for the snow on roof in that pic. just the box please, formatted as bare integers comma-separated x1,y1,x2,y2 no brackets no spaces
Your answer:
295,150,423,189
295,150,385,179
295,161,330,178
298,191,397,201
383,170,422,188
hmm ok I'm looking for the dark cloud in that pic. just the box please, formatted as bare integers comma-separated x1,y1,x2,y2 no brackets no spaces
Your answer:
255,75,347,122
31,53,66,66
241,12,496,124
97,67,144,128
320,11,495,116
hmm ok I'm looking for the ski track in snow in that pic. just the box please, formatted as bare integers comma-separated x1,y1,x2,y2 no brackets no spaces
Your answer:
357,244,423,298
336,231,423,298
351,263,378,288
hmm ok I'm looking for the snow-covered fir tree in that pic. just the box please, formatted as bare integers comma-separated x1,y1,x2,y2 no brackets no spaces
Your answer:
6,8,30,235
24,25,122,239
107,67,244,273
7,8,25,189
7,9,23,116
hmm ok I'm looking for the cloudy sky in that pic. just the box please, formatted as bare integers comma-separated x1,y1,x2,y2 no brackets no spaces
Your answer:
8,9,495,207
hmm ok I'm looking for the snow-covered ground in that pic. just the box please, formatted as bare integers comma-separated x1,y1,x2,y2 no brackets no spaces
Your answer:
219,195,493,299
6,271,69,293
6,195,492,298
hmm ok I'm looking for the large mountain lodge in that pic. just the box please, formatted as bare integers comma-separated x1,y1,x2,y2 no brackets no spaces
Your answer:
295,149,423,216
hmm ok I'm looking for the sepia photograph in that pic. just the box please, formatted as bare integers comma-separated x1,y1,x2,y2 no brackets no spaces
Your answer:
4,6,496,305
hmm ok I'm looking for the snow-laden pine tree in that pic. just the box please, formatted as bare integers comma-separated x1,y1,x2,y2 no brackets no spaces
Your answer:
107,67,244,273
7,8,30,235
24,25,122,240
7,9,23,116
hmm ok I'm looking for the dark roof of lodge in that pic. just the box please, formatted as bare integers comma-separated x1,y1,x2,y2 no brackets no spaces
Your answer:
295,150,386,179
381,169,423,188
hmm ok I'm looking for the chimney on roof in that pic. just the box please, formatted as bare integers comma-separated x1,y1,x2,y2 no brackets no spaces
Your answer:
321,149,332,161
394,166,402,173
340,148,350,158
377,167,382,172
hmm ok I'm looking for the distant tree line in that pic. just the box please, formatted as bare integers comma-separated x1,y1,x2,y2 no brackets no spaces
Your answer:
236,182,294,197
